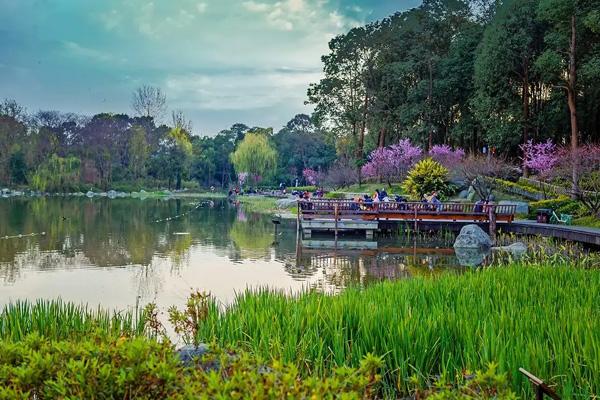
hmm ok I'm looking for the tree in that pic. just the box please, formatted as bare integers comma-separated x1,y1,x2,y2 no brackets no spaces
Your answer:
131,85,167,121
171,110,193,133
428,144,465,171
128,125,150,179
361,139,422,186
230,133,277,186
473,0,546,156
403,158,452,200
536,0,600,194
519,139,558,178
458,155,515,200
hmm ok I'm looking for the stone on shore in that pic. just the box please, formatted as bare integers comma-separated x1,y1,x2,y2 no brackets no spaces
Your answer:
453,224,493,249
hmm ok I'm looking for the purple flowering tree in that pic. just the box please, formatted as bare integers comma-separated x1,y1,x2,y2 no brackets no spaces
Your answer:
302,168,319,186
429,144,465,170
519,139,558,178
361,139,422,185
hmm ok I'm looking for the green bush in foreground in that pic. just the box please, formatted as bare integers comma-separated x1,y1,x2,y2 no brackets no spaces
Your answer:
197,264,599,398
0,334,383,399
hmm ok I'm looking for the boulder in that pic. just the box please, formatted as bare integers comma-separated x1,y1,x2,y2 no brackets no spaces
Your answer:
498,200,529,215
458,189,469,199
454,246,490,267
176,344,211,367
492,242,527,259
453,224,493,249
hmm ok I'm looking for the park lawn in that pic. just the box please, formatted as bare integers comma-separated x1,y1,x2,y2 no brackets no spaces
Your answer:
573,215,600,229
237,195,297,216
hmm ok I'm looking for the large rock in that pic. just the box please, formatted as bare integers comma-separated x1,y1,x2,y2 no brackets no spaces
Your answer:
499,200,529,215
454,224,493,249
454,246,490,267
176,344,210,367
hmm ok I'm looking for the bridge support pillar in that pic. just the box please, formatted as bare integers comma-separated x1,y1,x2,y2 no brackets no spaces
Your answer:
303,229,312,239
365,230,374,240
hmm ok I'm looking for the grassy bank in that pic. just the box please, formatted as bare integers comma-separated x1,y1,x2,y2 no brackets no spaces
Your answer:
197,263,599,398
237,195,297,216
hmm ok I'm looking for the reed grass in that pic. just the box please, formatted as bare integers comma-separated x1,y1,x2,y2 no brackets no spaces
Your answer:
197,263,600,398
0,299,145,341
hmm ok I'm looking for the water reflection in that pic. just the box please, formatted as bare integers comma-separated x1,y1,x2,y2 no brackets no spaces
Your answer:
0,197,469,311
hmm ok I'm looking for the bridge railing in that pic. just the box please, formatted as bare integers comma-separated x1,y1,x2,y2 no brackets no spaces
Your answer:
299,199,516,222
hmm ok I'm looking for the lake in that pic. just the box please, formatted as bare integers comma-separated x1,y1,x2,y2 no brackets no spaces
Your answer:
0,197,465,313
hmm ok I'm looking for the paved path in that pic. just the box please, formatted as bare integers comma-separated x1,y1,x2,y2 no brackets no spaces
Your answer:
506,220,600,246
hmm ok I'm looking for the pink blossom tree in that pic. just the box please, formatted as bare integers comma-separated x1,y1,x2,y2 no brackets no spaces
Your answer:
361,139,422,185
302,168,319,186
428,144,465,170
519,139,559,178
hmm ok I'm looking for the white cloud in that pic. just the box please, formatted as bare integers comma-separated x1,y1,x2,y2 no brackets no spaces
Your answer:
63,41,114,63
196,2,207,13
242,1,270,12
165,69,322,111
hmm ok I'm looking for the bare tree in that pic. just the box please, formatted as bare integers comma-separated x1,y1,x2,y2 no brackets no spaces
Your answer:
131,85,167,121
171,110,193,133
458,155,515,201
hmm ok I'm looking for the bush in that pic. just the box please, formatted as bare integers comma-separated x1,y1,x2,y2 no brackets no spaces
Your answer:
403,158,452,200
324,192,346,199
528,196,583,219
0,335,383,399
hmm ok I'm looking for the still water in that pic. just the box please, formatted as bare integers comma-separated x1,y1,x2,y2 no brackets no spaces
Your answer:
0,197,464,312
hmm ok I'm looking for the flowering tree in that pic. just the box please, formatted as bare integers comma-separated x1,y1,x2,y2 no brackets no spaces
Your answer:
361,139,422,185
519,139,559,178
237,172,249,187
302,168,319,186
428,145,465,170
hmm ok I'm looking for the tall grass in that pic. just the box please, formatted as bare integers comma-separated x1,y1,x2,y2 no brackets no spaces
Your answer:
0,299,145,341
197,263,600,398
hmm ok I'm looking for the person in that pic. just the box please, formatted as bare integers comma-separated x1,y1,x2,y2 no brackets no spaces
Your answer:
380,188,388,200
474,199,484,213
430,191,442,211
210,185,215,193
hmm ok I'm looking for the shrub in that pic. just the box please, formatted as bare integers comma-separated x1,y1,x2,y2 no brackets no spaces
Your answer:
325,192,346,199
403,158,452,199
0,335,383,399
528,196,583,219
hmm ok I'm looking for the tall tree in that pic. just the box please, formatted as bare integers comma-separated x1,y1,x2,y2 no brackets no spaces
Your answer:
230,133,277,185
131,85,167,122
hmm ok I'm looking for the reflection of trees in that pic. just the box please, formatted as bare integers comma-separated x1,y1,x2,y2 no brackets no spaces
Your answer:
0,198,291,284
229,216,273,260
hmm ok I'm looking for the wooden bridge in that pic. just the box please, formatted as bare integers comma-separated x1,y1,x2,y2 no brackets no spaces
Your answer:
298,199,516,239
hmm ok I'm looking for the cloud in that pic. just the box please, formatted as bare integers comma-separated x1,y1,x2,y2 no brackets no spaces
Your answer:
165,68,322,111
63,41,114,63
196,2,207,13
242,1,270,12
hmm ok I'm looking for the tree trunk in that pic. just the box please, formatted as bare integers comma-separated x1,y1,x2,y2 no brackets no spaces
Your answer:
427,59,434,150
378,126,386,148
568,14,579,198
522,60,530,177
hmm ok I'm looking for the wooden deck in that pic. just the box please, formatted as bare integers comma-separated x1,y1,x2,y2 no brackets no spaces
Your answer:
299,199,516,239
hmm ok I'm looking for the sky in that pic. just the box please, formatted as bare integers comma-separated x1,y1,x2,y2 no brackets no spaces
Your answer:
0,0,419,135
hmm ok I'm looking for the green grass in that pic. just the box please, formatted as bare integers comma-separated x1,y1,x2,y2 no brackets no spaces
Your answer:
237,195,297,215
0,299,145,341
573,215,600,228
197,264,600,399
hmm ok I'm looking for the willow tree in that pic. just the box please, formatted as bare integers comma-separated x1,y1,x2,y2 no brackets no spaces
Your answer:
230,133,277,186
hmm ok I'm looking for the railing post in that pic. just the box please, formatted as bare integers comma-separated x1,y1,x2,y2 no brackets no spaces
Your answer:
334,203,339,241
488,203,497,245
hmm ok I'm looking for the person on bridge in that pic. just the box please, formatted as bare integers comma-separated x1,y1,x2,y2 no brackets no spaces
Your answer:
430,191,442,211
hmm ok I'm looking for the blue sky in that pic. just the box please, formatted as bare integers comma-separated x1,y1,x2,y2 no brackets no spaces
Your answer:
0,0,419,135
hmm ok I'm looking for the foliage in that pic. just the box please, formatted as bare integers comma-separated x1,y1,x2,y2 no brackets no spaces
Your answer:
30,155,82,193
403,158,451,199
527,195,583,218
230,133,277,186
0,335,384,399
458,156,516,201
321,157,359,189
197,265,600,398
361,139,422,185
